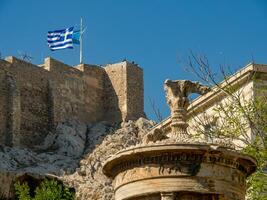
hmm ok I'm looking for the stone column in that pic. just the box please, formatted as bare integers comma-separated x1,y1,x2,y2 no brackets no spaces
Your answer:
161,192,175,200
169,97,189,139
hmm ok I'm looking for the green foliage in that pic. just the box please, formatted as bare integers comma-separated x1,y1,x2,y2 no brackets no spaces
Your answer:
186,51,267,199
212,97,267,200
244,138,267,169
14,179,74,200
191,93,267,199
14,182,31,200
244,138,267,200
247,171,267,200
34,179,74,200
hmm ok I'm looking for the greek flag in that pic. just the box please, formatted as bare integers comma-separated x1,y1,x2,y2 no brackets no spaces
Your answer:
47,27,74,51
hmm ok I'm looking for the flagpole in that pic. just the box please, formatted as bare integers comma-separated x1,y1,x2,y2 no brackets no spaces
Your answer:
80,17,83,64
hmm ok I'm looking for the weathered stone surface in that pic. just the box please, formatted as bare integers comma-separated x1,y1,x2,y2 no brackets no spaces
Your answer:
0,139,81,176
0,58,263,200
164,79,210,140
0,117,154,200
39,120,87,158
152,63,267,149
103,78,257,200
0,57,144,148
103,144,257,200
104,62,145,122
62,118,154,200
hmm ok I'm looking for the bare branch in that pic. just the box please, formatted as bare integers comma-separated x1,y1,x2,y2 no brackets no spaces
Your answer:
148,97,163,123
182,51,267,149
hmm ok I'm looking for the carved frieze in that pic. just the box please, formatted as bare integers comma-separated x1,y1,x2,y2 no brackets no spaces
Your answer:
109,151,250,180
103,144,256,200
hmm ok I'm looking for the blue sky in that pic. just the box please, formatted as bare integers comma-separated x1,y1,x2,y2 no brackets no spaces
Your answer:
1,0,267,121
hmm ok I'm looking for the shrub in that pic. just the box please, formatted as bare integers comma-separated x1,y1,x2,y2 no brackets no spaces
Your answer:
14,182,31,200
14,179,74,200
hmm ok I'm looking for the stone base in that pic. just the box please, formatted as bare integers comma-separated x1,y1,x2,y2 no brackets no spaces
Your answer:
103,143,256,200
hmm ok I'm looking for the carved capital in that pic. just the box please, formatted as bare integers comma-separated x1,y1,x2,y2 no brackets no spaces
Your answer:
164,79,210,141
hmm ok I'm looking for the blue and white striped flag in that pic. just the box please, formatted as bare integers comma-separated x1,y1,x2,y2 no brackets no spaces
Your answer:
47,27,74,51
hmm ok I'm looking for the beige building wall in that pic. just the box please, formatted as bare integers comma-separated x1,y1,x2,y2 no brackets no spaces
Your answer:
187,81,255,147
155,63,267,148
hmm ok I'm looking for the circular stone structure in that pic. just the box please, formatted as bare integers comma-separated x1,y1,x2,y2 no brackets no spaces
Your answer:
103,143,256,200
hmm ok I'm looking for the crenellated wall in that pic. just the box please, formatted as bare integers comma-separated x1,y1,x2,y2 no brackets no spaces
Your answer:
0,57,144,148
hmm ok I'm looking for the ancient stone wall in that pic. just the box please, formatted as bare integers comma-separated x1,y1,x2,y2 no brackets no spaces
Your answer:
4,57,50,148
43,58,90,125
104,62,127,121
126,63,144,121
0,60,11,146
75,63,106,122
104,61,144,122
0,171,16,198
0,57,144,148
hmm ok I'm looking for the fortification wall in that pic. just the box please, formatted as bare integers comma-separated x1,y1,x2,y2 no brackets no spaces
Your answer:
126,63,144,120
104,61,144,122
75,64,105,122
43,58,88,125
104,62,127,121
0,57,144,148
0,60,10,146
1,57,50,147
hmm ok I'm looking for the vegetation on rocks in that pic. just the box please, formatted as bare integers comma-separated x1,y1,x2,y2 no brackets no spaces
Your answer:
14,179,74,200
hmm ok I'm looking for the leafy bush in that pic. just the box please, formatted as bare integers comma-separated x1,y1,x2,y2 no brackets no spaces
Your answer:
244,138,267,200
14,179,74,200
14,182,31,200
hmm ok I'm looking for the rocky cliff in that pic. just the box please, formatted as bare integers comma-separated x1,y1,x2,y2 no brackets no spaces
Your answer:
0,118,155,200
